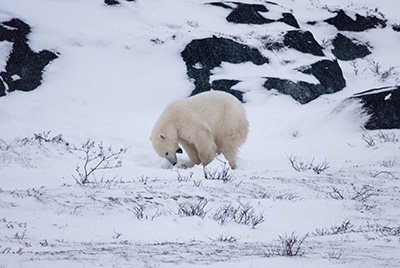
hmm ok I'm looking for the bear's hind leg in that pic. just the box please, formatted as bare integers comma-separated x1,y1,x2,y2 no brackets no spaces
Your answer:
221,147,238,169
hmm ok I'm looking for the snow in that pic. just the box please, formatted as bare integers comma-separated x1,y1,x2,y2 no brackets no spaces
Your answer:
0,0,400,267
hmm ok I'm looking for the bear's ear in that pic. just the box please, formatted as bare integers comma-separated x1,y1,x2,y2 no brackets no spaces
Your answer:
176,147,183,154
158,133,166,141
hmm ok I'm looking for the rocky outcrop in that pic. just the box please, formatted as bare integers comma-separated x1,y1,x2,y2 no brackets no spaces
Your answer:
210,2,299,28
325,9,386,32
331,33,371,60
0,19,58,97
226,3,273,24
104,0,135,5
264,60,346,104
181,36,269,96
351,86,400,129
283,30,324,56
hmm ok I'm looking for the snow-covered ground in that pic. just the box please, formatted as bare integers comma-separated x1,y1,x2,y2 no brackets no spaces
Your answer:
0,0,399,267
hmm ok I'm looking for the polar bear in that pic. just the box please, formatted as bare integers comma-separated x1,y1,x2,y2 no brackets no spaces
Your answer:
151,91,249,169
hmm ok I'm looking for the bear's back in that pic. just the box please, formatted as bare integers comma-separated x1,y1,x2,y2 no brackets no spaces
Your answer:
185,91,246,132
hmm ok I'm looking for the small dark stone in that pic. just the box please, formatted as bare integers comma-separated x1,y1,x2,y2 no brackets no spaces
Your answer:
278,13,300,28
331,33,371,61
226,3,274,24
351,86,400,129
283,30,324,56
325,9,386,32
105,0,120,5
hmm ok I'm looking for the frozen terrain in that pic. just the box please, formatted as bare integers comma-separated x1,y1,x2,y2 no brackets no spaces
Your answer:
0,0,399,267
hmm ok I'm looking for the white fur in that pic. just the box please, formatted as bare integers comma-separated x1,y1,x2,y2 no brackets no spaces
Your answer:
151,91,249,169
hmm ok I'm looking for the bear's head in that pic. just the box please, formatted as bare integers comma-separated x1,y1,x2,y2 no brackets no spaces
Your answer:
151,133,183,166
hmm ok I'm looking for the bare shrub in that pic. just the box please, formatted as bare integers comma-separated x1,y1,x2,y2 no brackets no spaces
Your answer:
327,246,345,260
351,185,378,202
269,233,308,257
350,60,359,75
0,131,71,168
380,67,398,82
312,160,330,174
363,222,400,237
360,128,399,147
273,193,301,201
378,158,397,168
367,59,381,76
73,139,128,186
330,220,354,235
213,202,265,228
376,131,399,143
287,153,312,172
176,170,193,183
126,200,167,221
214,234,239,243
328,184,378,203
130,202,147,220
314,220,354,236
178,198,208,218
193,180,202,187
328,187,345,200
287,153,330,174
203,161,234,183
361,128,376,148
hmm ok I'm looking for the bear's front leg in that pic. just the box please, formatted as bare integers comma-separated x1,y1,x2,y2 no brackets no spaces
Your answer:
194,128,217,166
179,139,201,167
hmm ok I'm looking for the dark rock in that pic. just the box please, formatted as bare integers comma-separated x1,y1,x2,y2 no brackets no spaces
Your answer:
3,41,58,92
211,79,244,102
325,9,386,32
264,60,346,104
0,78,6,97
210,2,298,28
181,36,269,95
0,18,58,96
208,2,233,9
283,30,324,56
351,86,400,129
105,0,120,5
331,33,371,61
300,60,346,93
393,24,400,32
0,18,30,42
264,78,323,104
278,13,300,28
227,3,273,24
